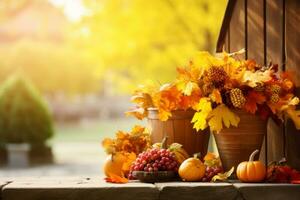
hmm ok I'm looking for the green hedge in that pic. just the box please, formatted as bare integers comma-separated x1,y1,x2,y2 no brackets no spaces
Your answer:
0,75,54,144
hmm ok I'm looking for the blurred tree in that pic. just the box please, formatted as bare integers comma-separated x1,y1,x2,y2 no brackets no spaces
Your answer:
0,40,100,95
0,74,53,144
74,0,227,94
0,0,227,95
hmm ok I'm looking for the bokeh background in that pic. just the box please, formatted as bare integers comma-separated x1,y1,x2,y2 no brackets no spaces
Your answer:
0,0,226,177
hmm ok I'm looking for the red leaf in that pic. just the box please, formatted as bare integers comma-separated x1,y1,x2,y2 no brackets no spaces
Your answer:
244,91,266,114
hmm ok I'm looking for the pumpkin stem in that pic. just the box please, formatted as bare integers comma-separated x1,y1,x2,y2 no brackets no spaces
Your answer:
249,149,259,162
111,153,115,162
193,152,201,159
161,136,168,149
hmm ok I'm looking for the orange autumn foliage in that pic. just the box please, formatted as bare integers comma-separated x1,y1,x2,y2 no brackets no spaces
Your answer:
127,50,300,132
244,91,266,114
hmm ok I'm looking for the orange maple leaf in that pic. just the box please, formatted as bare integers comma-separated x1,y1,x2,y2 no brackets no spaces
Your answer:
105,173,128,184
210,89,222,104
244,91,266,114
179,90,201,110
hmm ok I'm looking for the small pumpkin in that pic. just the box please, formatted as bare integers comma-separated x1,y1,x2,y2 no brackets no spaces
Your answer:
236,149,266,182
178,154,206,181
104,152,136,177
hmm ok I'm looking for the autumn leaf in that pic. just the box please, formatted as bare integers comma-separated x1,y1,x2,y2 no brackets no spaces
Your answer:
102,138,115,154
245,59,257,71
211,167,234,182
158,109,172,121
125,107,147,120
178,81,199,96
244,91,266,114
193,51,224,70
179,90,201,110
191,98,212,131
122,152,136,173
152,84,182,121
242,69,272,87
102,125,150,155
176,67,200,96
207,104,240,133
131,125,145,135
105,173,128,184
210,89,222,104
204,152,222,167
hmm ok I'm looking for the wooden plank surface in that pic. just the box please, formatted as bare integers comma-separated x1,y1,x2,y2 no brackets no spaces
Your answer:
155,182,237,200
285,0,300,171
229,0,245,57
247,0,264,64
286,0,300,86
265,0,285,163
266,0,283,66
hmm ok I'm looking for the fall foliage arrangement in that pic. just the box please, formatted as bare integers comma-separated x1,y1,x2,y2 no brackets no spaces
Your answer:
102,50,300,184
126,50,300,133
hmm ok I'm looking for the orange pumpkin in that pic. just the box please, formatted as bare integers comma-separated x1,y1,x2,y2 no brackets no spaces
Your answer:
104,152,136,177
236,149,266,182
178,155,206,181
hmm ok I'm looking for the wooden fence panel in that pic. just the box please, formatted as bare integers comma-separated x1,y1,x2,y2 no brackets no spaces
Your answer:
265,0,285,164
229,0,245,57
285,0,300,171
247,0,264,63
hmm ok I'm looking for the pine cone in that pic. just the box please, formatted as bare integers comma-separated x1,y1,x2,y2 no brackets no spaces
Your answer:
270,84,281,94
204,66,228,88
270,94,280,103
230,88,246,108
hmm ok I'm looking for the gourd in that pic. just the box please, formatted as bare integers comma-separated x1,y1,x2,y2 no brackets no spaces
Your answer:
236,149,266,182
178,154,206,181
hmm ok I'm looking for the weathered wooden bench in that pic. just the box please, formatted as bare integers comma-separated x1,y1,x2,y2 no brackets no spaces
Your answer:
1,178,300,200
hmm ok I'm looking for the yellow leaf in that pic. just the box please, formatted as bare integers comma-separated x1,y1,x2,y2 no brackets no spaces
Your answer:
175,67,201,96
193,51,224,69
122,152,136,173
211,167,234,182
178,81,199,96
158,109,172,121
207,104,240,133
191,98,212,131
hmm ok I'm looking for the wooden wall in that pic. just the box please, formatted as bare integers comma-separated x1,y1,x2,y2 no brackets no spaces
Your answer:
217,0,300,169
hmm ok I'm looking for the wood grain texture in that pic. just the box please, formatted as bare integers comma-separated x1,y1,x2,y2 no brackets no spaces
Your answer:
247,0,264,64
214,111,266,171
156,182,238,200
285,0,300,171
286,0,300,86
148,110,209,157
266,0,283,66
229,0,245,57
262,0,285,164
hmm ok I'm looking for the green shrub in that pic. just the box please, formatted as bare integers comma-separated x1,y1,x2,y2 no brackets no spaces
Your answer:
0,75,54,144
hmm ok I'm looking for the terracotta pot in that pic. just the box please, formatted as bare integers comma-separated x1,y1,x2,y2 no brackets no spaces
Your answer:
147,108,209,157
214,111,267,171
